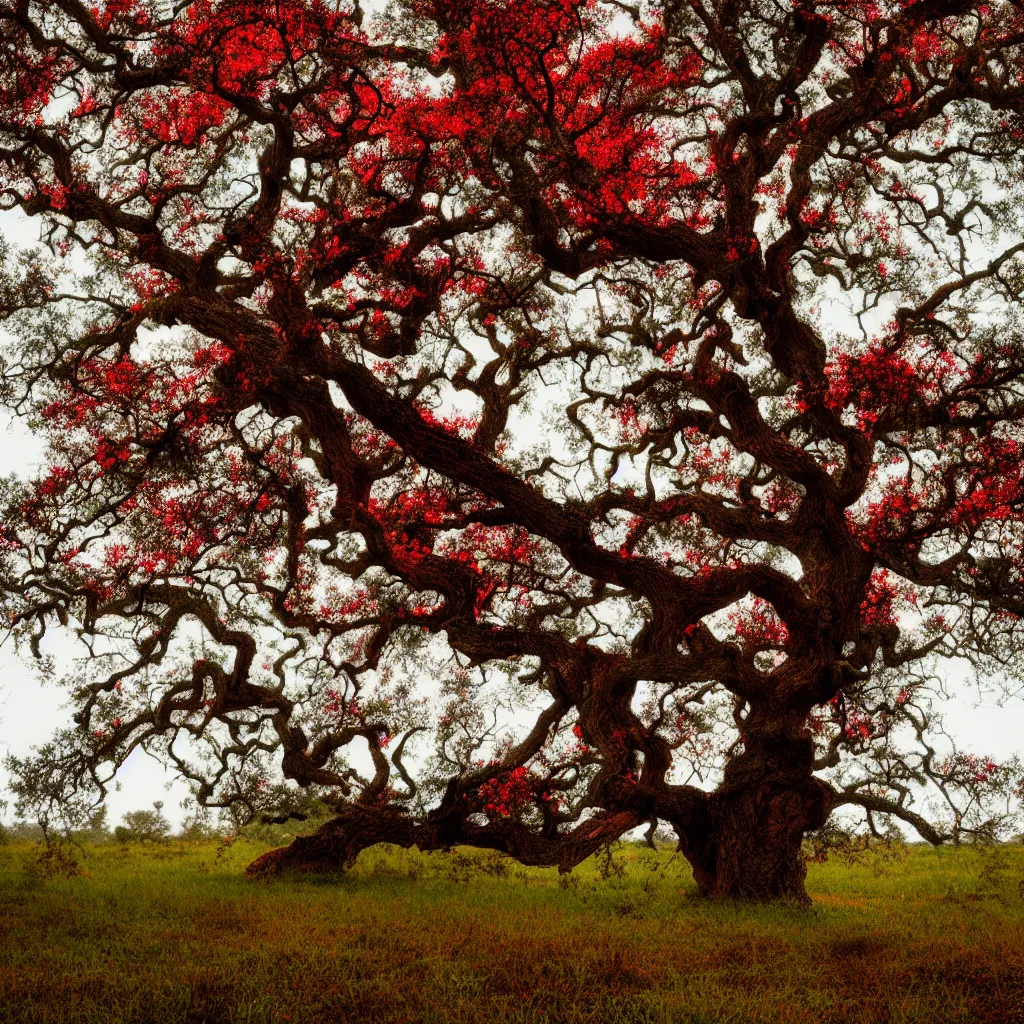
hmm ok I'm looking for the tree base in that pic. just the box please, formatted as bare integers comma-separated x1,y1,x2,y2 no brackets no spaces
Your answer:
677,777,831,904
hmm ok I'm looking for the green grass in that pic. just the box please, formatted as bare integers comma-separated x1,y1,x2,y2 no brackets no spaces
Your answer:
1,838,1022,1023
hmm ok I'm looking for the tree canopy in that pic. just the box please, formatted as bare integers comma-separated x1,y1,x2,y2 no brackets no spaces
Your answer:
1,0,1023,901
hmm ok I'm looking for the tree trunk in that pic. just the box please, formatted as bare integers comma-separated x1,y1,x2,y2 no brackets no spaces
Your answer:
676,722,831,903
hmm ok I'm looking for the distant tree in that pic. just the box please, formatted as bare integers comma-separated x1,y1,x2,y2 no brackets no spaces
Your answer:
114,802,172,844
177,799,217,841
77,803,111,842
1,0,1023,902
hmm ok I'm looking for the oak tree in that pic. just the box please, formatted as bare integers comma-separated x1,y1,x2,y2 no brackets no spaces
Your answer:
2,0,1023,902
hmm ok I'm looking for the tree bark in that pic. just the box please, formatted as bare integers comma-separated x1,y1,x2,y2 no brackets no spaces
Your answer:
675,719,831,903
245,803,646,878
246,805,418,877
678,779,831,903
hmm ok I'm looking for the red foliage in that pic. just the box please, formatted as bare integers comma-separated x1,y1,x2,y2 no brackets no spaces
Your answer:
478,766,534,819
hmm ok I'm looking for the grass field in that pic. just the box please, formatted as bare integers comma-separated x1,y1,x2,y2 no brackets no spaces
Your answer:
1,837,1022,1024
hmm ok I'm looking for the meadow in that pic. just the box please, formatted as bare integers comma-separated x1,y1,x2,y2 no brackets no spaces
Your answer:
1,836,1022,1024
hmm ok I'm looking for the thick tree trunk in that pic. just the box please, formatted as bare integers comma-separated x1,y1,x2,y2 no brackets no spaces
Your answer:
677,779,831,902
676,719,831,904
